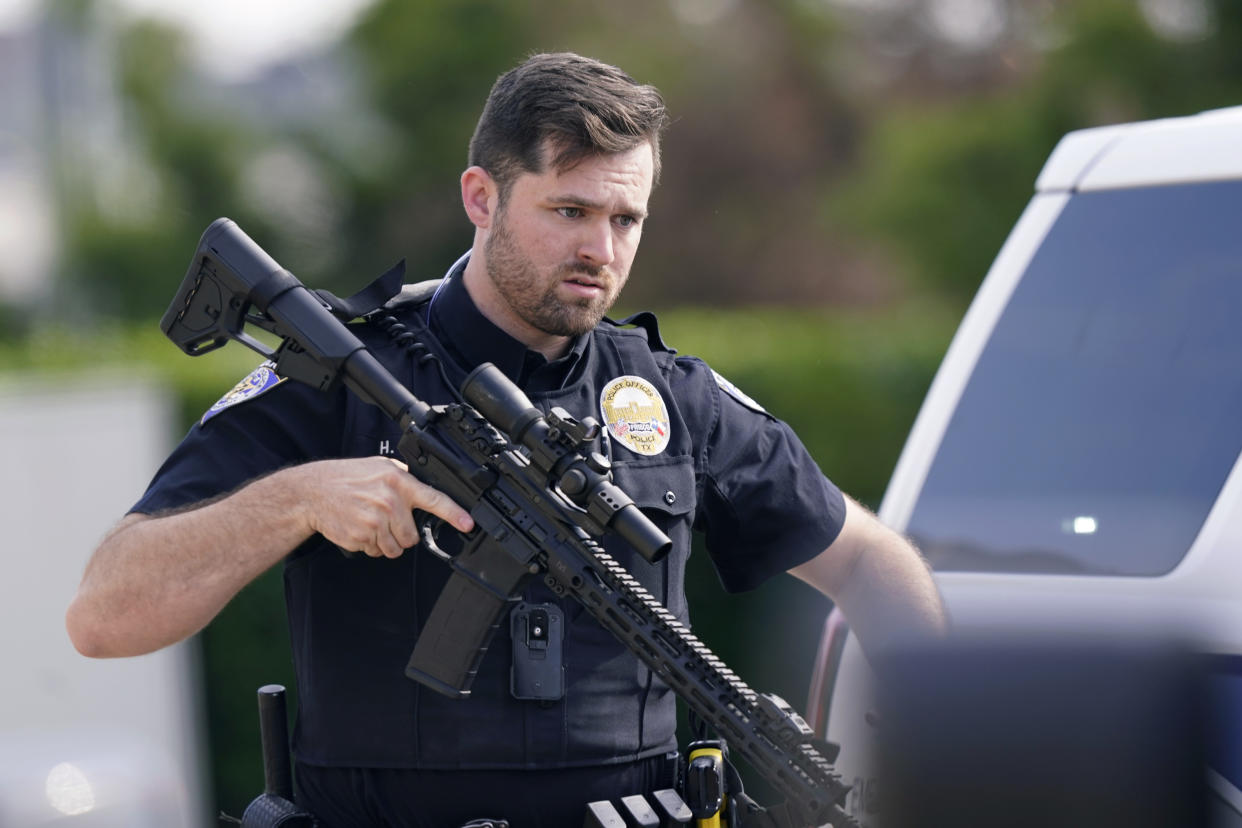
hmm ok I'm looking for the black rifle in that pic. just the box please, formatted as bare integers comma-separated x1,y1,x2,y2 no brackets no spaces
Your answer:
162,218,857,828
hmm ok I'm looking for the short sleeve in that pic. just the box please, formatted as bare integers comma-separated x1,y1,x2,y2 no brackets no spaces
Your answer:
681,359,846,593
131,367,349,515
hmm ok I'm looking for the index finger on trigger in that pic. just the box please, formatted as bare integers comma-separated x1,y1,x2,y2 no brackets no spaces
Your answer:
402,474,474,534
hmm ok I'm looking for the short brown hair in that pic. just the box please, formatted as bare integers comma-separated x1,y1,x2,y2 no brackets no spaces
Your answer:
468,52,669,199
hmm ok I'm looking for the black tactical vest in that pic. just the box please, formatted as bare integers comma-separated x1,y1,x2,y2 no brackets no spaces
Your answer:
285,285,698,770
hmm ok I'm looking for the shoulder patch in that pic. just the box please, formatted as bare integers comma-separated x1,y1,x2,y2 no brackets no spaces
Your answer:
711,369,767,414
202,361,285,424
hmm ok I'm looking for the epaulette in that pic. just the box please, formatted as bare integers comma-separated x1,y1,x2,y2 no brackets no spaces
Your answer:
608,310,674,353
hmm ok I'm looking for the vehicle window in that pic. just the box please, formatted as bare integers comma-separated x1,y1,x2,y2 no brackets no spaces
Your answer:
908,179,1242,575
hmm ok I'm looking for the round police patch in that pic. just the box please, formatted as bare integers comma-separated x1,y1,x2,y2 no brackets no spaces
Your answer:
202,361,285,424
599,375,671,456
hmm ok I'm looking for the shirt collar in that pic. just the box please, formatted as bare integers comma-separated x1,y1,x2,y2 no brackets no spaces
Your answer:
427,253,589,391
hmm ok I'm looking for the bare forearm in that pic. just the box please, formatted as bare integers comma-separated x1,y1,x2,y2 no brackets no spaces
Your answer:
822,535,946,657
792,497,947,658
66,469,313,658
67,455,474,659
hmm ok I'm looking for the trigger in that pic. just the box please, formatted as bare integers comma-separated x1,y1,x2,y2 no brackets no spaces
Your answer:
418,515,452,562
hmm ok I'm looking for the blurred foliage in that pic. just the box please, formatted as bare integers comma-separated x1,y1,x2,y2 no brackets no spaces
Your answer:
17,0,1242,817
835,0,1242,306
301,0,863,308
35,0,1242,326
332,1,538,284
54,15,243,321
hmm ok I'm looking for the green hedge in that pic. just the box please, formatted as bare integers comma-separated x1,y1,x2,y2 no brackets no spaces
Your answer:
656,303,957,507
6,302,958,815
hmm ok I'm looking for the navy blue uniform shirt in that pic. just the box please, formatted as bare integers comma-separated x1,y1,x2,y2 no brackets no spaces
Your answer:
132,256,846,775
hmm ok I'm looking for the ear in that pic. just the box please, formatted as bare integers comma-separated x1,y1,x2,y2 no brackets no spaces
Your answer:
461,166,497,229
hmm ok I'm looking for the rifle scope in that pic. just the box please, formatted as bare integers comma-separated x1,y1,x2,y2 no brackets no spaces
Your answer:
462,363,672,565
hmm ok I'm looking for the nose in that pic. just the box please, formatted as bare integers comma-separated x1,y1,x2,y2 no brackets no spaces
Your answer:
576,220,615,268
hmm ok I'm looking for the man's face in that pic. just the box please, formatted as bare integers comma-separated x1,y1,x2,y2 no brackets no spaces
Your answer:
482,141,654,340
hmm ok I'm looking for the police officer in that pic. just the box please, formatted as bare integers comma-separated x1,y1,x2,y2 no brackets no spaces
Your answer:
67,53,946,827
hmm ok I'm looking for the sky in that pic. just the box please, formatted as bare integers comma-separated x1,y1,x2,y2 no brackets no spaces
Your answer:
0,0,377,79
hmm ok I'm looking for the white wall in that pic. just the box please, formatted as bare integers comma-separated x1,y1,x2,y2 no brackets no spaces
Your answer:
0,377,206,827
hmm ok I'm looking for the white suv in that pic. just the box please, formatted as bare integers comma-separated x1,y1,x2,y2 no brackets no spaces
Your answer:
812,105,1242,826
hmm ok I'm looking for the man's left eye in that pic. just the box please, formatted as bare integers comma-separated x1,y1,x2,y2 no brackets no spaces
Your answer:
614,215,636,228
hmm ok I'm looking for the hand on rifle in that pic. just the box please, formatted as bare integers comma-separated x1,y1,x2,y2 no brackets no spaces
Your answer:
294,457,475,559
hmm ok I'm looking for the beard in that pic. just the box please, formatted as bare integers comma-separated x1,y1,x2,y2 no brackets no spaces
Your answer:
484,212,625,338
